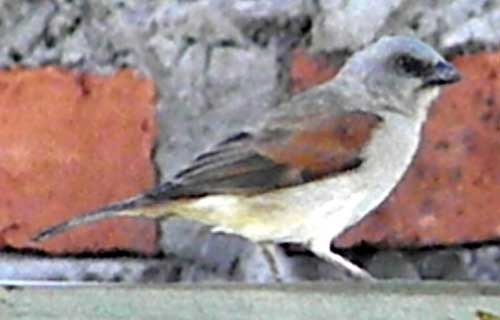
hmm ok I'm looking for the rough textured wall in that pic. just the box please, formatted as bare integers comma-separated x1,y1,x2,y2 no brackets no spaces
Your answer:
1,0,500,282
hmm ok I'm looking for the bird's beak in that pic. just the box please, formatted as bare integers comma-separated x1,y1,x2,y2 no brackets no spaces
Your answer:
424,61,461,86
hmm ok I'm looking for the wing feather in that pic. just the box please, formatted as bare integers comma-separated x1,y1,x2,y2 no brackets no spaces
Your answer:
162,111,382,198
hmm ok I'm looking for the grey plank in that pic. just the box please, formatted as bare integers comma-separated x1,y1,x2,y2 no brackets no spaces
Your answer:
0,281,499,320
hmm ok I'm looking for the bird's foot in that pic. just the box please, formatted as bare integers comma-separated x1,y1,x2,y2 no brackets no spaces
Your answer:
260,243,285,283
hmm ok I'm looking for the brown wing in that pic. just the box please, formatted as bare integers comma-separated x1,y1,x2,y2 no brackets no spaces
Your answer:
32,111,382,242
259,112,382,181
149,111,382,199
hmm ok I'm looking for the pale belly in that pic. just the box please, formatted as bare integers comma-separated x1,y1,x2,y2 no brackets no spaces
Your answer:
167,112,424,245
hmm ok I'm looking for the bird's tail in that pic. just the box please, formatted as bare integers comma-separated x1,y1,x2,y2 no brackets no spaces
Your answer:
32,189,173,243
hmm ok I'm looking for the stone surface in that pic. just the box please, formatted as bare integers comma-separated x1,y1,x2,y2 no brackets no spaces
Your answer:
0,68,157,254
146,7,282,180
0,253,180,282
413,250,468,281
0,1,134,72
312,0,403,52
159,218,269,282
312,0,500,54
366,251,420,280
0,0,56,65
465,246,500,282
1,0,500,282
3,244,500,282
442,9,500,51
336,52,500,248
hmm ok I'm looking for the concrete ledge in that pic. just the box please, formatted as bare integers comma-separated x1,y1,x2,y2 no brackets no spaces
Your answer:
1,281,500,319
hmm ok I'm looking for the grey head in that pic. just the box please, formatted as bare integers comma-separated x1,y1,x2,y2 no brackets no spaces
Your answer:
337,36,461,116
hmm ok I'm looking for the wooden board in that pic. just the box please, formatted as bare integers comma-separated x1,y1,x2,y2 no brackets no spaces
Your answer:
1,281,500,319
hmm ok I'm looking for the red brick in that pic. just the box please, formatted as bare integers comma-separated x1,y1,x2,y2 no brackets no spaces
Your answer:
0,67,158,254
336,52,500,248
289,48,338,94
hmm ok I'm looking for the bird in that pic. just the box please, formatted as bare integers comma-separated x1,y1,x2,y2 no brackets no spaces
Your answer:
33,36,461,280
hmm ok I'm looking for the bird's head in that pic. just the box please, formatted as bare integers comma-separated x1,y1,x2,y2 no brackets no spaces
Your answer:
338,36,461,117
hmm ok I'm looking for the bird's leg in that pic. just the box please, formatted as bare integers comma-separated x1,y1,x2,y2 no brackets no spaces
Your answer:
309,240,375,281
260,243,284,283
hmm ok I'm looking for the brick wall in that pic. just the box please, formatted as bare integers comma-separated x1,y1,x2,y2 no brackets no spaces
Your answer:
1,0,500,282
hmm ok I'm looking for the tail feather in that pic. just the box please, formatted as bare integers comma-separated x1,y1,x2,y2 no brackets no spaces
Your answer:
32,193,169,243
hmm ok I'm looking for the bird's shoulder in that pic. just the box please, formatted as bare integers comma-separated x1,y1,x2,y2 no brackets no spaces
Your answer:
148,98,383,200
256,109,383,180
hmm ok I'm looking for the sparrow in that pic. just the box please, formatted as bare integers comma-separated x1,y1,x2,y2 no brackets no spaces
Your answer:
33,36,461,280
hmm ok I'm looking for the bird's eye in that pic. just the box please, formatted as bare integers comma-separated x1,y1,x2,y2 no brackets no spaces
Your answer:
394,54,431,77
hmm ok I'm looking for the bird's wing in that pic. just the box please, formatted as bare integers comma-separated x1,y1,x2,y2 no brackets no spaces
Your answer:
32,110,382,242
152,110,383,199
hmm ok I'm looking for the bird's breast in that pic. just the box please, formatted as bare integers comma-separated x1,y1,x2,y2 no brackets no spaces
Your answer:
252,111,425,243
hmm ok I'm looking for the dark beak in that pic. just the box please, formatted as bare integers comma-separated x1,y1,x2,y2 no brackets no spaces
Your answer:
424,61,461,86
